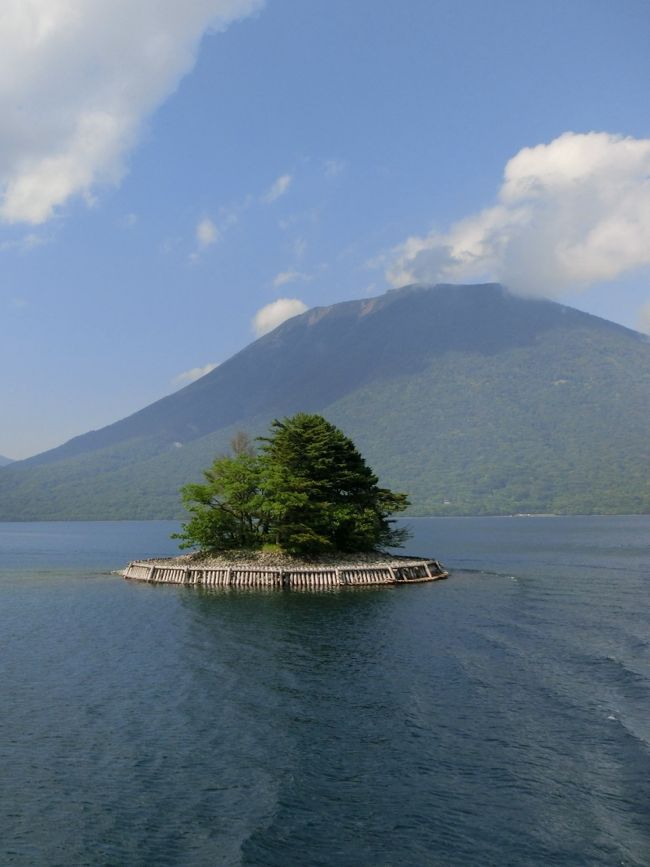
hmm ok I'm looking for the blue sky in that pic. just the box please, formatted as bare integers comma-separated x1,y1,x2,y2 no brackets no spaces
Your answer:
1,0,649,458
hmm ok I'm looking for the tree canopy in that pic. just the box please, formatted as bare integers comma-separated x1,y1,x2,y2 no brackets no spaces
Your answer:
174,413,410,555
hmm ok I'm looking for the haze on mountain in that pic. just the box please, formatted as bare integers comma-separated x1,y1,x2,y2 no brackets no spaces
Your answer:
0,455,13,467
1,283,649,520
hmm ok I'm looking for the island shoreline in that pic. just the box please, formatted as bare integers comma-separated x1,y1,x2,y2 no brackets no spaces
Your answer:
122,552,448,589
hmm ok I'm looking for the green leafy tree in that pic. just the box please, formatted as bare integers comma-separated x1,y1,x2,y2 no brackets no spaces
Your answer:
173,436,263,552
174,415,410,555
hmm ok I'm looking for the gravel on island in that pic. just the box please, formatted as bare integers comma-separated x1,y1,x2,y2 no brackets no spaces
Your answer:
136,550,436,570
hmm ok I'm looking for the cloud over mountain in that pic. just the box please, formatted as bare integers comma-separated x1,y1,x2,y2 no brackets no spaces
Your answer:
252,298,307,336
388,132,650,297
0,0,264,224
172,362,219,386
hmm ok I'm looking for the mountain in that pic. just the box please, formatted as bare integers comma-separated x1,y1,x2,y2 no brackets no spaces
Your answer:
1,283,649,519
0,455,14,467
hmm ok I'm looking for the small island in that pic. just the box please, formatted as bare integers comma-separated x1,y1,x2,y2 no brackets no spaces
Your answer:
123,413,448,589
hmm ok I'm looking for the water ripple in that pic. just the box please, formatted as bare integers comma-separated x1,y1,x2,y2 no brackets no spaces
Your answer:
1,517,650,865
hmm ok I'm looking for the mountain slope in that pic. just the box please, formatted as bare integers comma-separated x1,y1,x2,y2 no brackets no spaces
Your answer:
0,455,13,467
1,283,649,519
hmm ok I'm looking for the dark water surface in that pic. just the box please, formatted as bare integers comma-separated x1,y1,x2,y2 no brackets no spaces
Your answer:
1,517,649,866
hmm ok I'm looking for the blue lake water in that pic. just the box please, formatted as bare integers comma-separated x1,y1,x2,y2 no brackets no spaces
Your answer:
1,516,649,866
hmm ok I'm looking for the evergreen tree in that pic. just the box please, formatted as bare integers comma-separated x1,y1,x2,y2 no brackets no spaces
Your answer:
258,414,410,554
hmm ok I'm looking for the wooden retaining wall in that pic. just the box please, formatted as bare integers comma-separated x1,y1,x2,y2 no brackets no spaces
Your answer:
122,559,448,588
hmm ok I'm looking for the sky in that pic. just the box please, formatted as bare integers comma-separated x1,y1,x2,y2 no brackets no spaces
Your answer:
1,0,649,459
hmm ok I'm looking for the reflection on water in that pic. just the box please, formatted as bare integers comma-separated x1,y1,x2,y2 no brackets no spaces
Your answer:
1,517,650,865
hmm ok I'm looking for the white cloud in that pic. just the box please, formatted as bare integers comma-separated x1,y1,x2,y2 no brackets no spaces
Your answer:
262,173,292,204
252,298,308,336
196,217,219,247
387,132,650,298
189,198,250,261
272,269,311,287
172,362,219,385
638,302,650,336
0,0,264,225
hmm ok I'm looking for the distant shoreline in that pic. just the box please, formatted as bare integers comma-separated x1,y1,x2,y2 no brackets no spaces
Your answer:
2,513,649,525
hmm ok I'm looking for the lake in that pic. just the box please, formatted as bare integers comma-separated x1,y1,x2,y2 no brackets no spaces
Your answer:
1,517,649,866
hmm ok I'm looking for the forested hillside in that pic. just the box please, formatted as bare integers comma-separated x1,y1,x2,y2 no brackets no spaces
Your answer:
1,283,649,519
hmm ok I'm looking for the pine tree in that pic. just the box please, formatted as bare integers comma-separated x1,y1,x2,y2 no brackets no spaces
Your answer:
258,414,410,554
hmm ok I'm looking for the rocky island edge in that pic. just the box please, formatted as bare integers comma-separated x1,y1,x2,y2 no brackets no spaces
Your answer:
122,550,448,589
